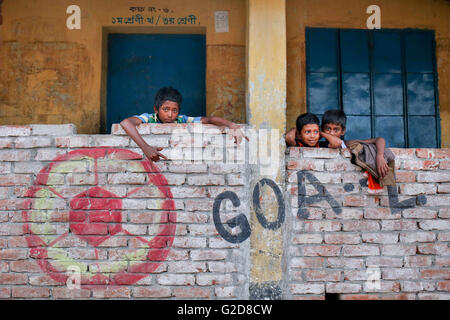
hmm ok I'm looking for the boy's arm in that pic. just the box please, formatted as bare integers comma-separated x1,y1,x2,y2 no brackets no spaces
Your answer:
320,131,343,149
345,137,389,178
285,128,297,146
120,116,168,162
201,116,248,144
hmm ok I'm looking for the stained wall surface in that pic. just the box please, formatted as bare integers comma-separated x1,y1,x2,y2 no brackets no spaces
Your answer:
0,0,247,133
0,124,449,300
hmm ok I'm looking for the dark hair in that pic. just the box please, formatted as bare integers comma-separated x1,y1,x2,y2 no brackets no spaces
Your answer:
321,109,347,130
154,87,182,110
296,113,320,132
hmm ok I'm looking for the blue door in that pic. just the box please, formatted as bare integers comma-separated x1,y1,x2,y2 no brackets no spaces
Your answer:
106,34,206,133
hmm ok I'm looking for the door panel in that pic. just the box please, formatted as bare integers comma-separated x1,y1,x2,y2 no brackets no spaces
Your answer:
106,34,206,133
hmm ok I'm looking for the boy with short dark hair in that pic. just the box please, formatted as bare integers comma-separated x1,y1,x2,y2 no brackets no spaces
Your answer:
319,109,347,149
285,113,325,148
318,109,389,179
120,86,246,162
319,109,393,193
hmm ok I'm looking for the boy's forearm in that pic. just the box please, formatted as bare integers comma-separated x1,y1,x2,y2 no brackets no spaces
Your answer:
285,128,296,146
120,117,151,149
320,131,342,148
374,137,386,157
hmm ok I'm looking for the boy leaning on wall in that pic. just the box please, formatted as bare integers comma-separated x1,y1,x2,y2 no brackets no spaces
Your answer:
286,109,395,193
120,87,247,162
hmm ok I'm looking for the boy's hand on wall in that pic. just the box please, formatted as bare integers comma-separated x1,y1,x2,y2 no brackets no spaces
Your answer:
376,154,389,178
142,145,168,162
229,126,248,145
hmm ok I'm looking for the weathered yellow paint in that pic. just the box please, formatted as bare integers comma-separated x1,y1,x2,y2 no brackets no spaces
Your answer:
246,0,286,291
0,0,246,133
286,0,450,147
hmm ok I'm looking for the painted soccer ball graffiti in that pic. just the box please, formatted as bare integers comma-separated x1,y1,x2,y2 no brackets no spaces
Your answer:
21,148,176,287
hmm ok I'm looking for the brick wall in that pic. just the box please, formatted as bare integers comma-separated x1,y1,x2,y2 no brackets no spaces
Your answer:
0,124,449,300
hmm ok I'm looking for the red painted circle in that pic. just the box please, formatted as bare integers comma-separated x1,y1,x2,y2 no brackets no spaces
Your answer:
22,148,176,288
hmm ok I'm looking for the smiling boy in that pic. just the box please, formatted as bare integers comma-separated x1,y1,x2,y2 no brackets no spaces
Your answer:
120,87,246,162
285,113,324,148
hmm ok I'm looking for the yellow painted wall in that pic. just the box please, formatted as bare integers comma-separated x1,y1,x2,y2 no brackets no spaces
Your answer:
0,0,246,134
286,0,450,147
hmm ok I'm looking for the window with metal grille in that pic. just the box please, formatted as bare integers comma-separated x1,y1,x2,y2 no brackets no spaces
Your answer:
306,27,440,148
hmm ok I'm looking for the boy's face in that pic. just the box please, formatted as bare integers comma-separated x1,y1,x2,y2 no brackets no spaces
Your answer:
154,100,180,123
297,124,320,147
322,123,345,138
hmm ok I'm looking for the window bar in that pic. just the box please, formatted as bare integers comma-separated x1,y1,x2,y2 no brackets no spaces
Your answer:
401,30,409,148
337,29,344,112
368,30,375,139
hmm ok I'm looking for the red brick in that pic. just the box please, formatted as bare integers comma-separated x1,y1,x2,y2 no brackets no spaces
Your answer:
52,288,91,299
364,208,400,220
416,148,450,159
404,256,433,267
292,234,323,244
0,175,32,186
92,287,131,298
324,233,360,244
342,245,380,256
190,250,227,261
417,172,450,183
439,161,450,170
133,286,172,298
304,221,341,232
379,293,416,300
418,293,450,300
436,257,450,267
303,245,341,257
417,243,450,255
400,232,436,243
287,159,324,171
402,208,437,219
421,269,450,280
10,261,42,273
196,274,233,286
0,249,28,260
362,233,399,244
0,273,28,284
344,195,368,207
381,244,416,256
12,287,50,298
437,281,450,291
173,287,210,298
342,220,380,232
290,257,325,268
326,283,361,293
395,171,416,183
402,160,439,170
0,287,11,298
383,268,420,280
305,270,341,281
381,220,417,231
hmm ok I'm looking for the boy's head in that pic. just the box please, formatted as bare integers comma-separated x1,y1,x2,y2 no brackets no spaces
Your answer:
153,87,182,123
321,109,346,138
295,113,320,147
